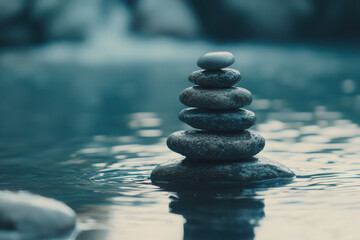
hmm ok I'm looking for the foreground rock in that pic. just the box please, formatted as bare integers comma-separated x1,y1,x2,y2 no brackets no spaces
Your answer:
188,68,241,88
197,52,235,70
151,157,295,184
179,86,252,109
0,191,76,238
179,108,256,131
167,130,265,160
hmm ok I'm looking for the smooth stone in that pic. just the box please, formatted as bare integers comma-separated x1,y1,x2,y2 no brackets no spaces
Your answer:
178,108,256,131
197,52,235,70
188,68,241,88
179,86,252,109
0,191,76,238
151,156,295,184
167,130,265,160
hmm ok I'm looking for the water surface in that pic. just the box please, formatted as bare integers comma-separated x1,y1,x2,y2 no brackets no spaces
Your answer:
0,44,359,239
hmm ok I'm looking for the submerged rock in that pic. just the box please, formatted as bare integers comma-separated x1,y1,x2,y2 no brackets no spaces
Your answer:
151,156,295,184
0,191,76,238
197,52,235,70
179,86,252,109
178,108,256,131
167,130,265,160
188,68,241,88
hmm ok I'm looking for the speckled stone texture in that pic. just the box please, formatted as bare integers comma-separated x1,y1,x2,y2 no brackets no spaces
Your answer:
167,130,265,160
151,51,295,184
179,86,252,109
197,52,235,70
179,108,256,131
150,156,295,184
188,68,241,88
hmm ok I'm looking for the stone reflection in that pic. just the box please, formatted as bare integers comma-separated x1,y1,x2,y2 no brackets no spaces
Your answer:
168,186,265,240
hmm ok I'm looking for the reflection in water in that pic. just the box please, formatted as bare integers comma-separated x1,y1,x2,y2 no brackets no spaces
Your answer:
0,47,360,239
168,186,265,240
1,105,360,239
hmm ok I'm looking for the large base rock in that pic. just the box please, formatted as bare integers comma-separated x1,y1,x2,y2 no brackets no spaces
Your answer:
151,156,295,184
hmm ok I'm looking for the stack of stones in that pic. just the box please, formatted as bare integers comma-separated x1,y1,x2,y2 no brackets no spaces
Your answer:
151,52,294,184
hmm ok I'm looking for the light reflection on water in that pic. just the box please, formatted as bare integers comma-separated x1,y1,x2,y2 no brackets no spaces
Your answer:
1,46,360,239
40,107,359,240
1,110,360,239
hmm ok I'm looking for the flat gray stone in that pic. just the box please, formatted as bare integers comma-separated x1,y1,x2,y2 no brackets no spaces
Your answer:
0,191,76,238
151,156,295,184
197,52,235,70
188,68,241,88
179,86,252,109
167,130,265,160
179,108,256,131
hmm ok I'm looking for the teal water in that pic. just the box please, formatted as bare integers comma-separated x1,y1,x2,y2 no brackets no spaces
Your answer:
0,45,360,239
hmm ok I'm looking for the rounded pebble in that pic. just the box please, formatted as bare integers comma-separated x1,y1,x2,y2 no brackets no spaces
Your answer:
179,86,252,109
167,130,265,160
188,68,241,88
179,108,256,131
197,52,235,70
0,191,76,238
151,156,295,184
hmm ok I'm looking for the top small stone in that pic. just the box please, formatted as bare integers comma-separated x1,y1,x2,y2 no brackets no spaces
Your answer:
197,51,235,70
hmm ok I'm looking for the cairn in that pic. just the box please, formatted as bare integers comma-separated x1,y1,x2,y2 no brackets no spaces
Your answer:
151,52,294,184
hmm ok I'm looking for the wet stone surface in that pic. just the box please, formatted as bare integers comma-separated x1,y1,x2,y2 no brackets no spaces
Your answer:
179,86,252,110
178,108,256,131
167,130,265,160
188,68,241,88
197,52,235,70
151,156,295,184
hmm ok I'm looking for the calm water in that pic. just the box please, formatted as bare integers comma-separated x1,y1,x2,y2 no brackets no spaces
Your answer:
0,45,360,239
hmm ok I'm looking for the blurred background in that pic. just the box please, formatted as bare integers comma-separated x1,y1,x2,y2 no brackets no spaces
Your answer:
1,0,360,153
1,1,360,239
1,0,360,47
